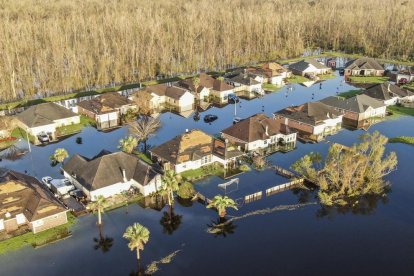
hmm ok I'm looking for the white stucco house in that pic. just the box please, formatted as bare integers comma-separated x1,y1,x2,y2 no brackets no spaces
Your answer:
16,102,80,140
144,84,195,112
62,150,163,200
289,59,331,77
221,114,297,152
226,73,263,94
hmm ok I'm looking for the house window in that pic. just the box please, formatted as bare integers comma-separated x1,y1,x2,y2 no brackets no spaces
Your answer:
201,155,211,165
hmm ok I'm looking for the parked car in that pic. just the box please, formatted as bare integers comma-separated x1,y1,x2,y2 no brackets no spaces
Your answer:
398,78,408,85
41,176,53,189
228,94,240,103
37,132,50,143
204,114,218,123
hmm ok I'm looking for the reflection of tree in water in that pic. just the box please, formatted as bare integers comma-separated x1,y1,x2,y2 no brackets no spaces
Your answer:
291,186,317,204
316,193,390,218
93,224,114,253
160,210,182,235
176,196,193,208
207,217,237,238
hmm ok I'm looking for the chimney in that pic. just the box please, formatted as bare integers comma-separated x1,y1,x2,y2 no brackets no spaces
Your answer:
265,125,269,136
284,117,288,125
122,169,127,183
387,83,391,92
185,128,189,133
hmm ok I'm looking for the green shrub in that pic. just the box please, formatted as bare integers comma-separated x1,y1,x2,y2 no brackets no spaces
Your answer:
177,182,196,199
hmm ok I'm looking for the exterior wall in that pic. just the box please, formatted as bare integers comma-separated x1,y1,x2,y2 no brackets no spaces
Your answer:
133,175,163,196
175,155,213,173
149,94,166,109
96,112,119,129
274,115,314,136
3,217,19,232
384,98,399,106
269,76,284,86
18,121,57,137
63,171,92,199
0,219,4,231
90,181,132,200
359,106,386,120
30,211,68,234
347,69,385,77
177,92,195,111
53,115,81,127
199,87,210,101
312,116,343,136
77,106,97,120
211,89,234,104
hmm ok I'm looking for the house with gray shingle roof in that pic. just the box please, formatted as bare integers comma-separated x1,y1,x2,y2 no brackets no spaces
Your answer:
289,59,331,77
62,150,162,200
362,83,414,105
225,73,263,95
320,94,386,128
16,102,80,140
273,102,343,142
344,57,384,77
221,113,297,152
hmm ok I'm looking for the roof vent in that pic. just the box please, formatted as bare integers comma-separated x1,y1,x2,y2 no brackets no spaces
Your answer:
185,129,189,133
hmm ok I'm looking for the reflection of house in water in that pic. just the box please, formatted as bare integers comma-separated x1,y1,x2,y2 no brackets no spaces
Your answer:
299,80,317,87
77,92,136,130
221,113,297,152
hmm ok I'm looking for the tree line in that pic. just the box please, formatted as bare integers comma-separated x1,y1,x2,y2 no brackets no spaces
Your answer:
1,0,413,102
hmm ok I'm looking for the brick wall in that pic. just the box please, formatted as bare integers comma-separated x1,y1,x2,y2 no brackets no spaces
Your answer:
30,211,68,234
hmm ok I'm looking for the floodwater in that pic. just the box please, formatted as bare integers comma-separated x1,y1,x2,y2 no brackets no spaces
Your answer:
1,72,414,276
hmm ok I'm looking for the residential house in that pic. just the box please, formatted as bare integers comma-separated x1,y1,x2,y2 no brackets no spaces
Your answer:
344,57,385,77
0,169,68,234
362,83,414,105
320,94,386,128
221,113,297,152
143,84,195,112
273,102,343,142
77,92,136,130
394,67,414,84
16,102,80,140
289,59,331,78
226,73,263,95
178,73,235,104
149,129,215,173
62,150,162,200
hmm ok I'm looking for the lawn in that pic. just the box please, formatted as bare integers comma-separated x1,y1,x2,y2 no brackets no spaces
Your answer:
262,83,282,92
338,89,363,99
11,127,36,143
0,213,76,255
56,115,96,137
387,105,414,117
349,76,389,84
318,73,336,80
286,75,310,83
180,163,224,182
388,136,414,146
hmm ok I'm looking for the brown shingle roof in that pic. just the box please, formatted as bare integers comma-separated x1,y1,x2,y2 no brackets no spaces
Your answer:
178,73,233,92
345,57,384,71
274,102,342,126
145,84,190,100
0,170,67,221
222,114,294,143
77,92,133,115
320,94,386,114
363,82,414,101
150,130,213,164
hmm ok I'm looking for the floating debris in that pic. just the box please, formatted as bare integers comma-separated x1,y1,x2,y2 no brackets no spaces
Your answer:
145,249,182,275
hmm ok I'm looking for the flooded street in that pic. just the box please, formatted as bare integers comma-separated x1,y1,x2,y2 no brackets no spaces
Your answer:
1,73,414,275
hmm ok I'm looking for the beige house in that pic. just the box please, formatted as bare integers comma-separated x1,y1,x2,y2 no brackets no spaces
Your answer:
178,73,235,104
62,150,163,200
16,102,80,140
0,169,68,235
289,59,331,77
77,92,136,129
143,84,195,112
362,83,414,106
344,57,384,77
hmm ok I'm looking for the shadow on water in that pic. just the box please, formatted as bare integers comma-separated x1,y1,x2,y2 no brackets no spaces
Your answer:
207,217,237,238
93,224,114,253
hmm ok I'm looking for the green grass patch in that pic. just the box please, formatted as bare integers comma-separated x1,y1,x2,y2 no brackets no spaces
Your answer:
133,151,153,164
319,73,335,80
180,163,224,182
0,213,76,255
0,138,17,150
286,75,310,83
349,76,389,84
262,83,282,91
11,127,36,143
338,89,363,99
388,136,414,146
387,105,414,117
56,115,96,137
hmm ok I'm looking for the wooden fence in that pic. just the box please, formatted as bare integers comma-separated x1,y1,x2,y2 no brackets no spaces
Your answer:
265,178,304,197
244,191,262,204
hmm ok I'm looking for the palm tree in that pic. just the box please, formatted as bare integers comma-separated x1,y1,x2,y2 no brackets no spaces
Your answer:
123,223,150,265
128,116,160,152
119,136,139,154
160,170,180,217
88,195,108,226
206,195,238,218
50,148,69,164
